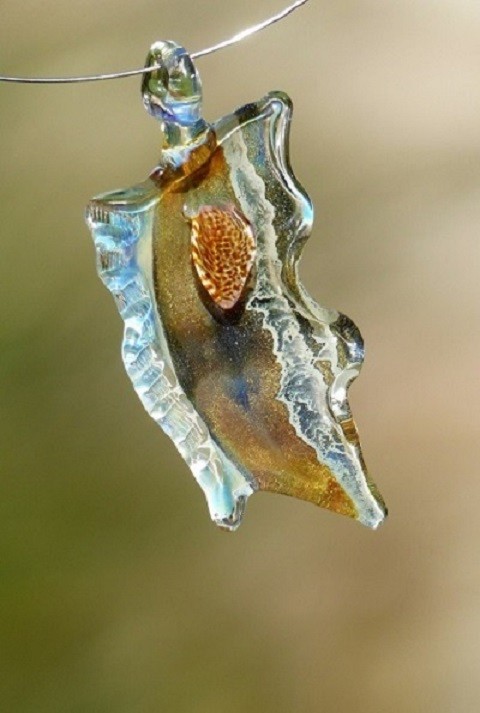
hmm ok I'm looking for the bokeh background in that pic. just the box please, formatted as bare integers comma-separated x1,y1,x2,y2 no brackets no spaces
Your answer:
1,1,480,711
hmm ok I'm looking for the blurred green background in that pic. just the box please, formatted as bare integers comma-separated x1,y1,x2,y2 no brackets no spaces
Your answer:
1,1,479,711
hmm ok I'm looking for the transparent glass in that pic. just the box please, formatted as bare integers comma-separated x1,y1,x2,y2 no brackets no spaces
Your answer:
86,41,387,530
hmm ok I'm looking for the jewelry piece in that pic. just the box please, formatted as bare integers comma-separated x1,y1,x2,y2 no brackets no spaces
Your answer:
85,40,387,531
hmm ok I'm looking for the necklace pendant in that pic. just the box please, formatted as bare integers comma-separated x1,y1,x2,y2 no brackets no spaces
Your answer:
86,41,387,531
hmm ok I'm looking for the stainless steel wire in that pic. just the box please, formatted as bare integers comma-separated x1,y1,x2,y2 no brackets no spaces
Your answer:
0,0,310,85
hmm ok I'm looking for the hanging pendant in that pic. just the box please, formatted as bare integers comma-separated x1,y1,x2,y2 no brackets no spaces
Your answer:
86,41,387,531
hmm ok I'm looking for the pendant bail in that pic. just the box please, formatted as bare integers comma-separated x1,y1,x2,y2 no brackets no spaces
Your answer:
142,41,207,148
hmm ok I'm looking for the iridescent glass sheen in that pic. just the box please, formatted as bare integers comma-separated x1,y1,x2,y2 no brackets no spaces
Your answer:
86,41,387,531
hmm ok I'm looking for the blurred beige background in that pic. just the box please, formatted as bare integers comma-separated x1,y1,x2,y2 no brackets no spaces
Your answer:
1,1,480,711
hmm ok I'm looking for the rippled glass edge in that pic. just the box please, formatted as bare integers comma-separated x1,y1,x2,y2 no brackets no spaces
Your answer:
86,199,254,530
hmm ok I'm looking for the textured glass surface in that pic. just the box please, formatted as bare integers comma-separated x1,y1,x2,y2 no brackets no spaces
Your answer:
86,41,387,530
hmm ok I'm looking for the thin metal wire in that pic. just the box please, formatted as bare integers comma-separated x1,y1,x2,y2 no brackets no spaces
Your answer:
0,0,310,85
